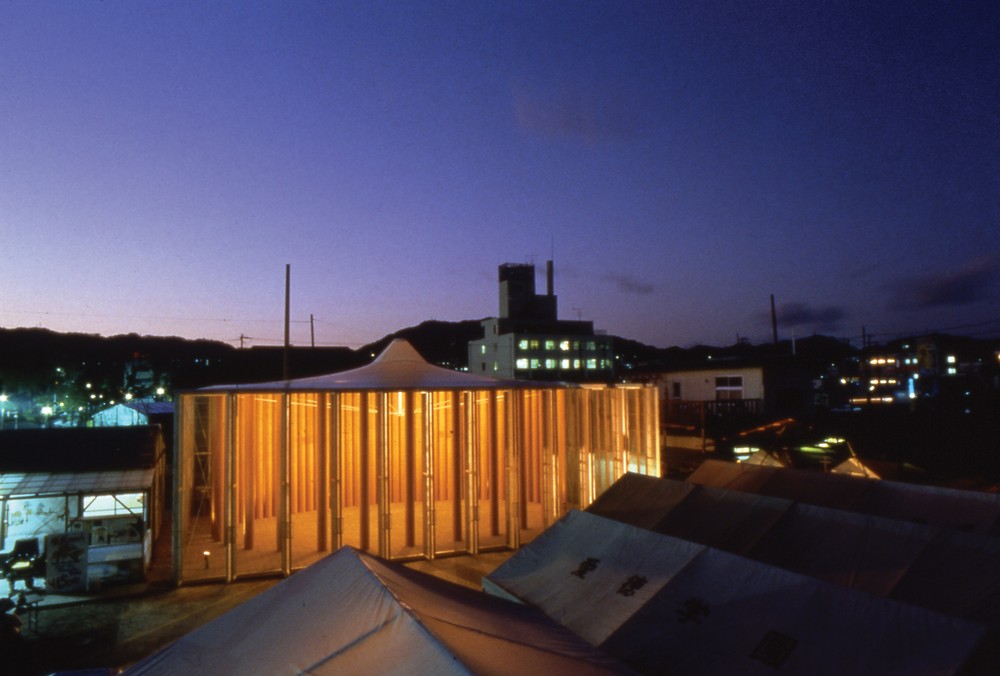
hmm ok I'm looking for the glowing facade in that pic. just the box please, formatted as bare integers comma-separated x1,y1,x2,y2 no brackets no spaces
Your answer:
174,340,659,582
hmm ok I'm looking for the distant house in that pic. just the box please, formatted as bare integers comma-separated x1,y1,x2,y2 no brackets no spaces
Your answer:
650,359,813,453
90,400,174,427
0,426,167,592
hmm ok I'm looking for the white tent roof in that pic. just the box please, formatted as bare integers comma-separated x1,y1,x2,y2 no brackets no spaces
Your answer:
126,546,627,675
831,456,881,478
742,449,786,466
589,473,1000,623
199,339,542,393
689,459,1000,536
484,510,990,675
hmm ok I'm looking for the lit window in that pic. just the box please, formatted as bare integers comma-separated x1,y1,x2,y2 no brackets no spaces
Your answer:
946,355,956,364
573,359,581,369
586,358,597,369
480,345,486,354
545,340,555,350
516,358,529,369
948,367,957,375
715,375,744,400
559,340,571,351
529,340,540,350
83,493,144,518
518,339,529,350
530,358,541,369
545,359,556,369
560,359,570,369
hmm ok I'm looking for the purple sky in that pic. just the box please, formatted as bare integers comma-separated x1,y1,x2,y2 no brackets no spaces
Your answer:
2,1,997,349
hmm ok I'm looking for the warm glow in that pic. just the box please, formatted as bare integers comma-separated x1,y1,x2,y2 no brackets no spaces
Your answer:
175,381,660,582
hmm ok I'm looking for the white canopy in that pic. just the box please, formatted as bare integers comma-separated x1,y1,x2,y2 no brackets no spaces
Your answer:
741,449,786,466
200,339,536,392
484,510,990,675
831,456,881,478
588,473,1000,624
689,459,1000,536
127,546,628,675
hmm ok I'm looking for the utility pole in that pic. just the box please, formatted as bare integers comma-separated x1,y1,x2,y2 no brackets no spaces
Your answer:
770,294,778,345
283,264,291,381
310,314,315,348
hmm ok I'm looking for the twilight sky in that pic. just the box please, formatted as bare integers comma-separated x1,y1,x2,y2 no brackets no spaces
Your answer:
2,1,997,349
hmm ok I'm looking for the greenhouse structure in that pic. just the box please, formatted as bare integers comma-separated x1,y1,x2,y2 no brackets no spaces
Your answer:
173,340,660,583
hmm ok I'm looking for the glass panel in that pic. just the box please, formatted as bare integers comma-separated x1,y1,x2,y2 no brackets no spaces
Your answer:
432,391,465,555
477,390,508,549
178,394,227,582
233,393,282,577
591,389,616,498
386,391,425,559
4,496,67,544
82,493,144,518
518,390,545,543
337,392,375,553
289,393,323,571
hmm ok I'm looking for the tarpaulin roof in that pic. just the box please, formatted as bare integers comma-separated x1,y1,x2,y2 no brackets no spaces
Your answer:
831,456,881,479
126,546,629,675
587,473,1000,626
197,339,543,393
0,468,155,499
688,459,1000,536
484,510,991,675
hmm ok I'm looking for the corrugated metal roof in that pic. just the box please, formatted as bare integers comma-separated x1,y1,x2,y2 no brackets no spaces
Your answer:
0,468,154,497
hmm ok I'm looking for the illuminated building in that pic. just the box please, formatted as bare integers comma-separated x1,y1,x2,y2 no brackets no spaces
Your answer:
173,339,659,583
468,262,615,383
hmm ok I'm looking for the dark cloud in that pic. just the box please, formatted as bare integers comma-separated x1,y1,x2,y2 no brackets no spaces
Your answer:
774,302,847,332
603,274,655,295
513,81,654,143
889,256,999,310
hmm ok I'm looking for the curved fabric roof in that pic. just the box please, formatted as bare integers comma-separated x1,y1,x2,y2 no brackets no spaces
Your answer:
199,339,545,393
587,472,1000,626
689,459,1000,536
485,510,990,675
127,546,628,675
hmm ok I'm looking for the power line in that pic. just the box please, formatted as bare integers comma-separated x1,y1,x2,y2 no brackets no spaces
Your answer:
852,316,1000,344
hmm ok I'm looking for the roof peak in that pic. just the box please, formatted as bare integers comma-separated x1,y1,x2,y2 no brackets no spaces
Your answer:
371,338,427,365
